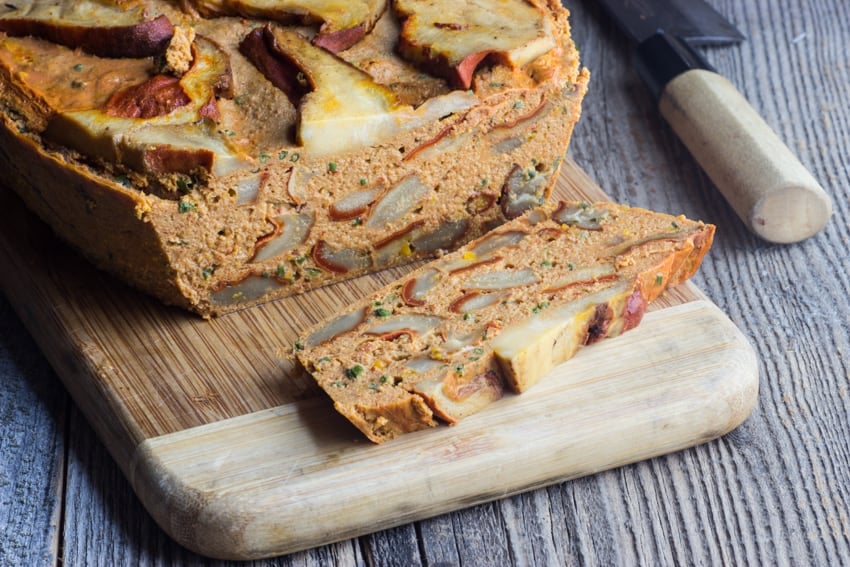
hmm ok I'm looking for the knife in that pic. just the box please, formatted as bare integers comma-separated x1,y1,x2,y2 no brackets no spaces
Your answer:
592,0,833,243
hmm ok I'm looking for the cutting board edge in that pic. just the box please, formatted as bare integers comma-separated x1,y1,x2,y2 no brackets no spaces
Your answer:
127,299,759,561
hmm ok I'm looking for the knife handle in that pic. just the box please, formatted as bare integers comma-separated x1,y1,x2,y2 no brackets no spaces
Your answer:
637,33,833,243
659,69,832,243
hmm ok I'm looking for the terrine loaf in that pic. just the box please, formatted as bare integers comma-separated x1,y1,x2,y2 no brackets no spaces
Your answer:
296,201,715,443
0,0,588,317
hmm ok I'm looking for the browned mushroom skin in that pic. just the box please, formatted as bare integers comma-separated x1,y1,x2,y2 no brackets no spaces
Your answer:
0,14,174,58
105,75,191,119
239,26,310,106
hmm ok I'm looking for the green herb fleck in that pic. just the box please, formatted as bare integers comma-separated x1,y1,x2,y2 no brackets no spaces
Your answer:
351,217,363,226
453,364,465,375
379,375,388,383
176,176,194,193
328,161,338,172
541,260,553,267
73,63,84,72
259,152,270,163
293,341,304,352
278,150,289,160
276,265,286,278
463,313,473,321
532,301,550,314
290,152,300,163
671,220,680,229
368,383,380,391
294,255,307,265
201,265,216,279
115,175,131,188
234,95,248,106
568,262,575,270
359,177,368,186
655,274,664,286
331,381,345,388
469,347,486,362
374,307,392,318
178,200,196,213
513,100,523,109
346,365,364,379
306,268,322,278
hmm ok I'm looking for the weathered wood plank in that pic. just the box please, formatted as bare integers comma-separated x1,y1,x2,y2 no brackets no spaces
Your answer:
561,0,850,566
0,296,66,566
362,525,422,567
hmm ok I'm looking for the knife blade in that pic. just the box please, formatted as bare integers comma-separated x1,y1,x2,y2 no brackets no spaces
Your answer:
599,0,745,46
591,0,832,243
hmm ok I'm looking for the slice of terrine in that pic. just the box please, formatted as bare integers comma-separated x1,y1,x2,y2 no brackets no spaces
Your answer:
296,201,715,443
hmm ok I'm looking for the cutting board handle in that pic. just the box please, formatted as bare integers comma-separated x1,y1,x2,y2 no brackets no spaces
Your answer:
659,68,833,243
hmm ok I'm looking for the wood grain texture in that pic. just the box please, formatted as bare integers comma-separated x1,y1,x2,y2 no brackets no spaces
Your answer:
0,296,66,566
566,1,850,566
1,0,849,564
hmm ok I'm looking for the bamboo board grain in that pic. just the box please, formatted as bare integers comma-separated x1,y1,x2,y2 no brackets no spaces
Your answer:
0,159,758,560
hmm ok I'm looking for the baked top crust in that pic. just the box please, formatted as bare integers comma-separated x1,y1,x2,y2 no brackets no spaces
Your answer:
0,0,582,182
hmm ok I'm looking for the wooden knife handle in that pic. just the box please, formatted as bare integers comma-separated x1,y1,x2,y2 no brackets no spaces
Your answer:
659,69,833,243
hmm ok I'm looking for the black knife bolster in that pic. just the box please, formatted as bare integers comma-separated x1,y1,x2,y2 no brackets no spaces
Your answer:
635,31,715,100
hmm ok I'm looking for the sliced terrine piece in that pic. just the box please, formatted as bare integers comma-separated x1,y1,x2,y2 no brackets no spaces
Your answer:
296,201,715,443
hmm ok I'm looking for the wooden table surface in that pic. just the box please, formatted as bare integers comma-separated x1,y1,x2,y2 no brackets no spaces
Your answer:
2,0,849,565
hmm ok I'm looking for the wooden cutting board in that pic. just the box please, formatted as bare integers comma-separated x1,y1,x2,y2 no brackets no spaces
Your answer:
0,159,758,560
